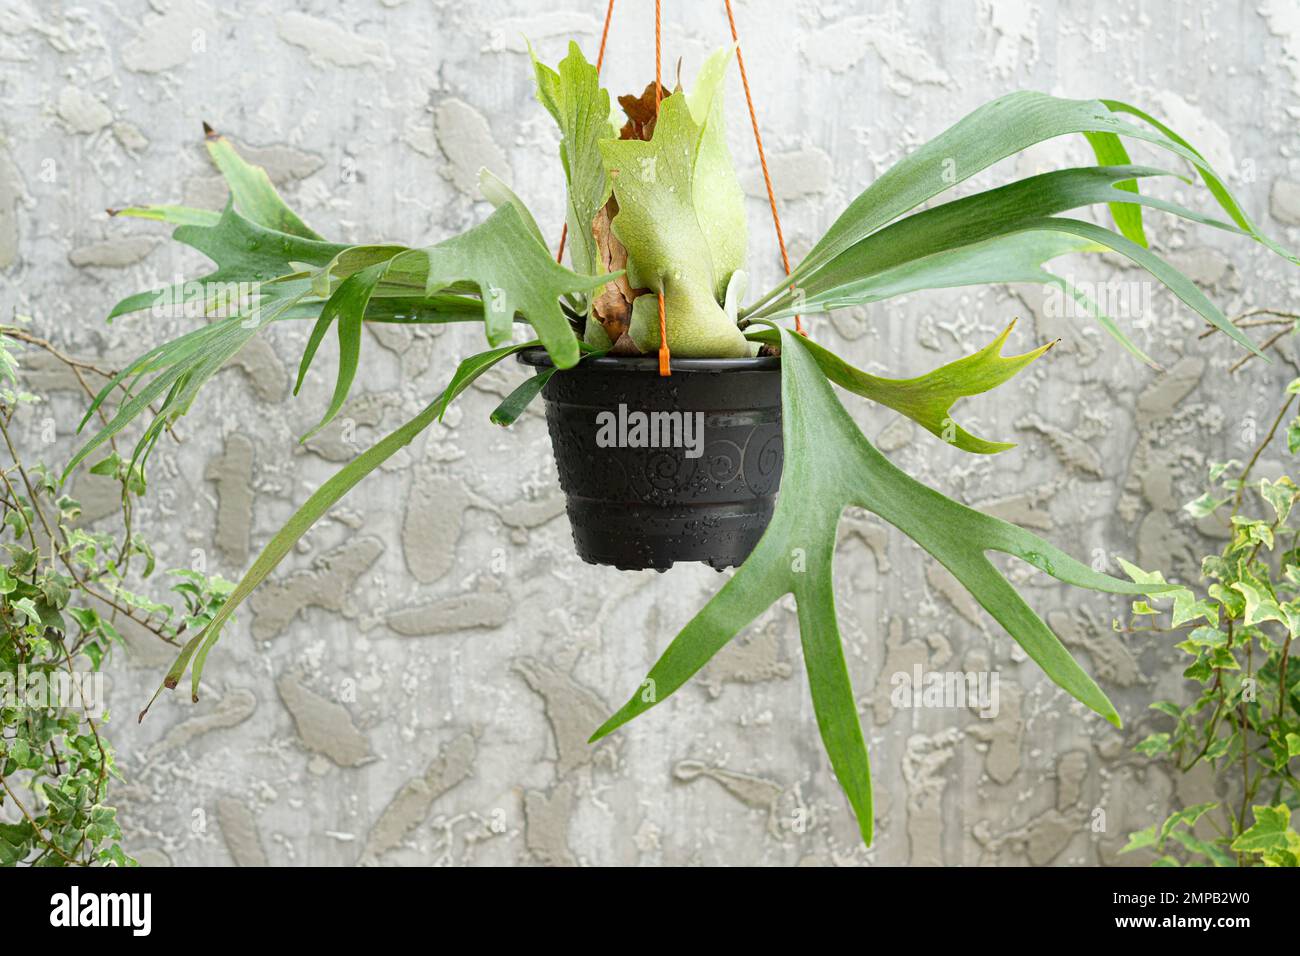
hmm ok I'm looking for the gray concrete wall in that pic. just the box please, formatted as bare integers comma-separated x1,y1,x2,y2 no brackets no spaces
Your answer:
1,0,1298,865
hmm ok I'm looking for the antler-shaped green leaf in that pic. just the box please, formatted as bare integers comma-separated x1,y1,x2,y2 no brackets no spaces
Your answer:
591,324,1172,843
293,205,618,437
107,198,348,321
747,320,1050,454
80,130,617,468
203,123,324,240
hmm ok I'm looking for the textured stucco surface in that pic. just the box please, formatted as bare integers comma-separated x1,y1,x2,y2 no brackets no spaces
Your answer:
1,0,1298,866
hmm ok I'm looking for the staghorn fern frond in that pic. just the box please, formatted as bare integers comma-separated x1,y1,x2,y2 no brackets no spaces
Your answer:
69,129,615,478
591,323,1175,842
745,91,1295,364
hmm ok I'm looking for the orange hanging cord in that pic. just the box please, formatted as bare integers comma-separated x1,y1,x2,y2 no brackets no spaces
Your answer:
555,0,616,266
723,0,802,335
654,0,670,375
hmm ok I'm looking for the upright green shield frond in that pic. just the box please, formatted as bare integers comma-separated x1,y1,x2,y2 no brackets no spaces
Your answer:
600,92,749,357
685,45,747,300
592,325,1173,844
530,40,614,278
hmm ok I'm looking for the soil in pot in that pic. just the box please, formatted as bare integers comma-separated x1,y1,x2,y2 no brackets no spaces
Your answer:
519,349,783,571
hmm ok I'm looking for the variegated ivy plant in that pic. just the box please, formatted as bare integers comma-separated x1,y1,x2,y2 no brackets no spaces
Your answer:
70,41,1294,846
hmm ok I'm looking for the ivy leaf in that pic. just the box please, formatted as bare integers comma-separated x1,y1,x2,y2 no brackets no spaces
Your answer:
1178,625,1228,651
1135,733,1172,756
1208,459,1243,484
747,320,1051,454
1167,828,1234,866
1231,577,1285,627
1171,588,1218,627
12,596,41,626
1119,824,1158,854
1183,492,1227,519
589,324,1168,844
1159,801,1219,843
1260,476,1298,525
1230,805,1292,853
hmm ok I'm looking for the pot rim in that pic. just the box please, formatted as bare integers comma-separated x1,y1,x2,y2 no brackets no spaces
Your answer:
517,345,780,373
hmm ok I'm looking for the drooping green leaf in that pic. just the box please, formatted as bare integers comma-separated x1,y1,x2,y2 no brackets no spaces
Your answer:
491,369,556,427
142,341,540,717
65,309,291,478
757,230,1161,361
748,165,1260,360
748,320,1050,454
749,91,1293,317
590,324,1171,843
295,261,391,440
1101,99,1296,264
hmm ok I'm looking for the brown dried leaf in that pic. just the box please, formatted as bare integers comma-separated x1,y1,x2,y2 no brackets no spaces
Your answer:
618,82,660,141
589,195,649,347
616,73,680,142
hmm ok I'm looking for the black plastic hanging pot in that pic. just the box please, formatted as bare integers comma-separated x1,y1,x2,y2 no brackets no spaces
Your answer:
518,348,783,571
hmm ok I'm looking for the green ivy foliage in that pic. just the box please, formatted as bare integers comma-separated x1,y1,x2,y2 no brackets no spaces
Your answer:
0,324,232,866
1123,375,1300,867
